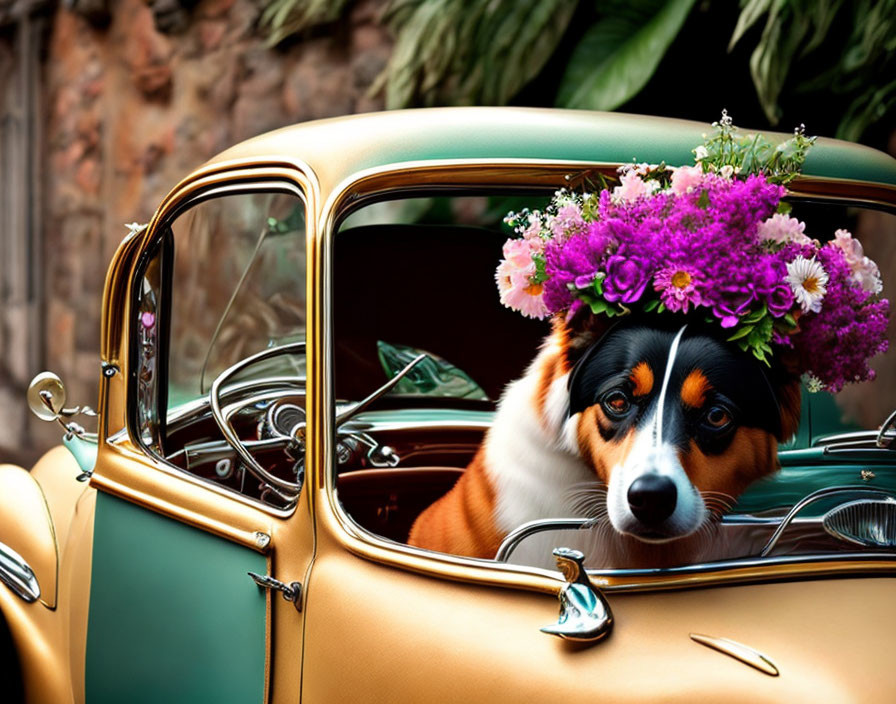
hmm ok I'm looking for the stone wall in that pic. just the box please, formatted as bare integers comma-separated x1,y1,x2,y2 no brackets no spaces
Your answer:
0,0,391,464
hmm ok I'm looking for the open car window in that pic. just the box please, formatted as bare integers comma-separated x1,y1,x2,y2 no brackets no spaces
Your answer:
130,187,308,511
332,190,896,576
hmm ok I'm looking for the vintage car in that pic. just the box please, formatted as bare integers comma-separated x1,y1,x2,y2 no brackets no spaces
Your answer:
2,108,896,703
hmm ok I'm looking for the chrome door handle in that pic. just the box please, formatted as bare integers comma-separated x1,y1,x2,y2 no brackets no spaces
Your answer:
248,571,302,611
541,547,613,643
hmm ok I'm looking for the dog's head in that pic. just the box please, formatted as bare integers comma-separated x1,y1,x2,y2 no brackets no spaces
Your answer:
559,314,801,543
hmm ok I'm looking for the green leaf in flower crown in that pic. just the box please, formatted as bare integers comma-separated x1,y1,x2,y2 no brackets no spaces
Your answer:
532,252,548,284
556,0,697,111
589,300,609,315
727,325,755,342
696,189,710,209
593,273,605,296
742,305,768,324
783,313,798,328
643,299,660,312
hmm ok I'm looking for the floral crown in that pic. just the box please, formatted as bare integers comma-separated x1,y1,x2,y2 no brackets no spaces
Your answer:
497,112,889,393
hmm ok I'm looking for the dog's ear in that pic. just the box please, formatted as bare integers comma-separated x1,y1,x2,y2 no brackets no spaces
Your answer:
772,349,803,442
551,310,614,369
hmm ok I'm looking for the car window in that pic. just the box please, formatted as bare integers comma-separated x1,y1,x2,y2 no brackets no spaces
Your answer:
332,190,896,575
131,187,307,511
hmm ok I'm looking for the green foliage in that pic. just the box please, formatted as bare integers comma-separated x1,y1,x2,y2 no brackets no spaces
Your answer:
260,0,352,44
374,0,576,108
726,304,778,365
260,0,892,142
729,0,896,139
557,0,696,111
699,111,815,185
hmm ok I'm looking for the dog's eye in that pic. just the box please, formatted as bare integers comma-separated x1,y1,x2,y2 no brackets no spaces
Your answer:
705,406,732,429
601,390,631,418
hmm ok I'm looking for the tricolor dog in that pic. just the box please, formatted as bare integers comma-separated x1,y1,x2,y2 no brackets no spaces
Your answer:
408,314,802,560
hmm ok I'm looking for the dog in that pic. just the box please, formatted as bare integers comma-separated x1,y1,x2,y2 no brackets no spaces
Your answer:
407,313,802,562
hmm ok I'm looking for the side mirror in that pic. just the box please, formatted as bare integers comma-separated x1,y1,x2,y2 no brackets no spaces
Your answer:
27,372,67,422
26,371,96,438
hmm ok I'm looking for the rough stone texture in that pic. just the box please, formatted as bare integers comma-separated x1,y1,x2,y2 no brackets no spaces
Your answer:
0,0,391,464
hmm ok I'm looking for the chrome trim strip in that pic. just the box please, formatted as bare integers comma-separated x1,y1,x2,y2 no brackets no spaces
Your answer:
496,515,828,564
690,633,779,677
591,552,896,587
0,541,41,603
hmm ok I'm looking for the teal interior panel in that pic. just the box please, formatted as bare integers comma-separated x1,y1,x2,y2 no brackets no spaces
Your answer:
86,493,267,704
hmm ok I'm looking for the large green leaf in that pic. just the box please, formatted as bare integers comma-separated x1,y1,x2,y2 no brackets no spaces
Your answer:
379,0,576,108
730,0,895,132
556,0,697,111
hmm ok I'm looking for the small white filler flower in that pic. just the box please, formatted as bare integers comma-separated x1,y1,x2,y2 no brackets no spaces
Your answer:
786,256,828,313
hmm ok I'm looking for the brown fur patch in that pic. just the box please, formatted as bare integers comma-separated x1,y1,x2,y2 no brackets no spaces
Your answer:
681,427,778,507
576,406,637,484
681,370,712,408
407,448,504,558
629,361,654,397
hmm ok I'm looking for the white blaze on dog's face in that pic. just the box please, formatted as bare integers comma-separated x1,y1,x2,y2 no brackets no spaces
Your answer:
566,321,801,543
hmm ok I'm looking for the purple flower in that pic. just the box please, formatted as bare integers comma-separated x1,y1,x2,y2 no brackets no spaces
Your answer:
711,285,755,328
766,284,795,318
603,255,652,304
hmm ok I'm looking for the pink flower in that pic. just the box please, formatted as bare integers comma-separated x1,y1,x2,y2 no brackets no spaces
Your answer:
521,213,543,241
612,172,651,203
504,269,550,319
831,228,863,260
502,238,535,268
669,165,704,195
653,267,703,313
757,213,810,246
496,238,549,319
829,229,883,294
548,204,586,243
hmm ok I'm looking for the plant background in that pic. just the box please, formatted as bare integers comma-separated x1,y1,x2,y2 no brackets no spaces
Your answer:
0,0,892,464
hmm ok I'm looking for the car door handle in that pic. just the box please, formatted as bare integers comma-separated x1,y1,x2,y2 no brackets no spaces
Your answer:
540,547,613,643
248,572,302,611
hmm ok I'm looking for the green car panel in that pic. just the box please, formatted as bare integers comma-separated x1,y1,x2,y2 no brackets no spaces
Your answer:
85,493,267,704
211,108,896,189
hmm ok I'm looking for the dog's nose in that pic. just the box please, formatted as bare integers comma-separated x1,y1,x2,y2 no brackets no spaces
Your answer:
627,475,677,526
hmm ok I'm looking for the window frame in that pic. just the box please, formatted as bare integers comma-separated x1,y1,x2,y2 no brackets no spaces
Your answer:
317,158,896,594
124,179,309,512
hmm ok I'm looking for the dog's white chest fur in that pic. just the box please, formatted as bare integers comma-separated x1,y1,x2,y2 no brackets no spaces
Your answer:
485,352,593,534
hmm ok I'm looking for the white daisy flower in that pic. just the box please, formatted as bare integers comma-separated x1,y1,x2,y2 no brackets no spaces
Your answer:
786,256,828,313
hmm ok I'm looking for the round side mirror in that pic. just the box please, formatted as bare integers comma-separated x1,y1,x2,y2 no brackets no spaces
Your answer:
27,372,67,422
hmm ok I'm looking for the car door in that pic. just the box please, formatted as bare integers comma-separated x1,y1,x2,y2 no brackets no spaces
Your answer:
82,171,315,703
298,164,896,702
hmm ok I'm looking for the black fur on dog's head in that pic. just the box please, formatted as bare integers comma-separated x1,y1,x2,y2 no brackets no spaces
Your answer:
559,313,801,543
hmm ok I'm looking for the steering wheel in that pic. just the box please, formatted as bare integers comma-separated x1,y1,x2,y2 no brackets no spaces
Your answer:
209,341,307,502
209,342,427,504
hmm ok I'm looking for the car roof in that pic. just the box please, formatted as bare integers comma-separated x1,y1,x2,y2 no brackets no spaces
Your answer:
203,107,896,192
